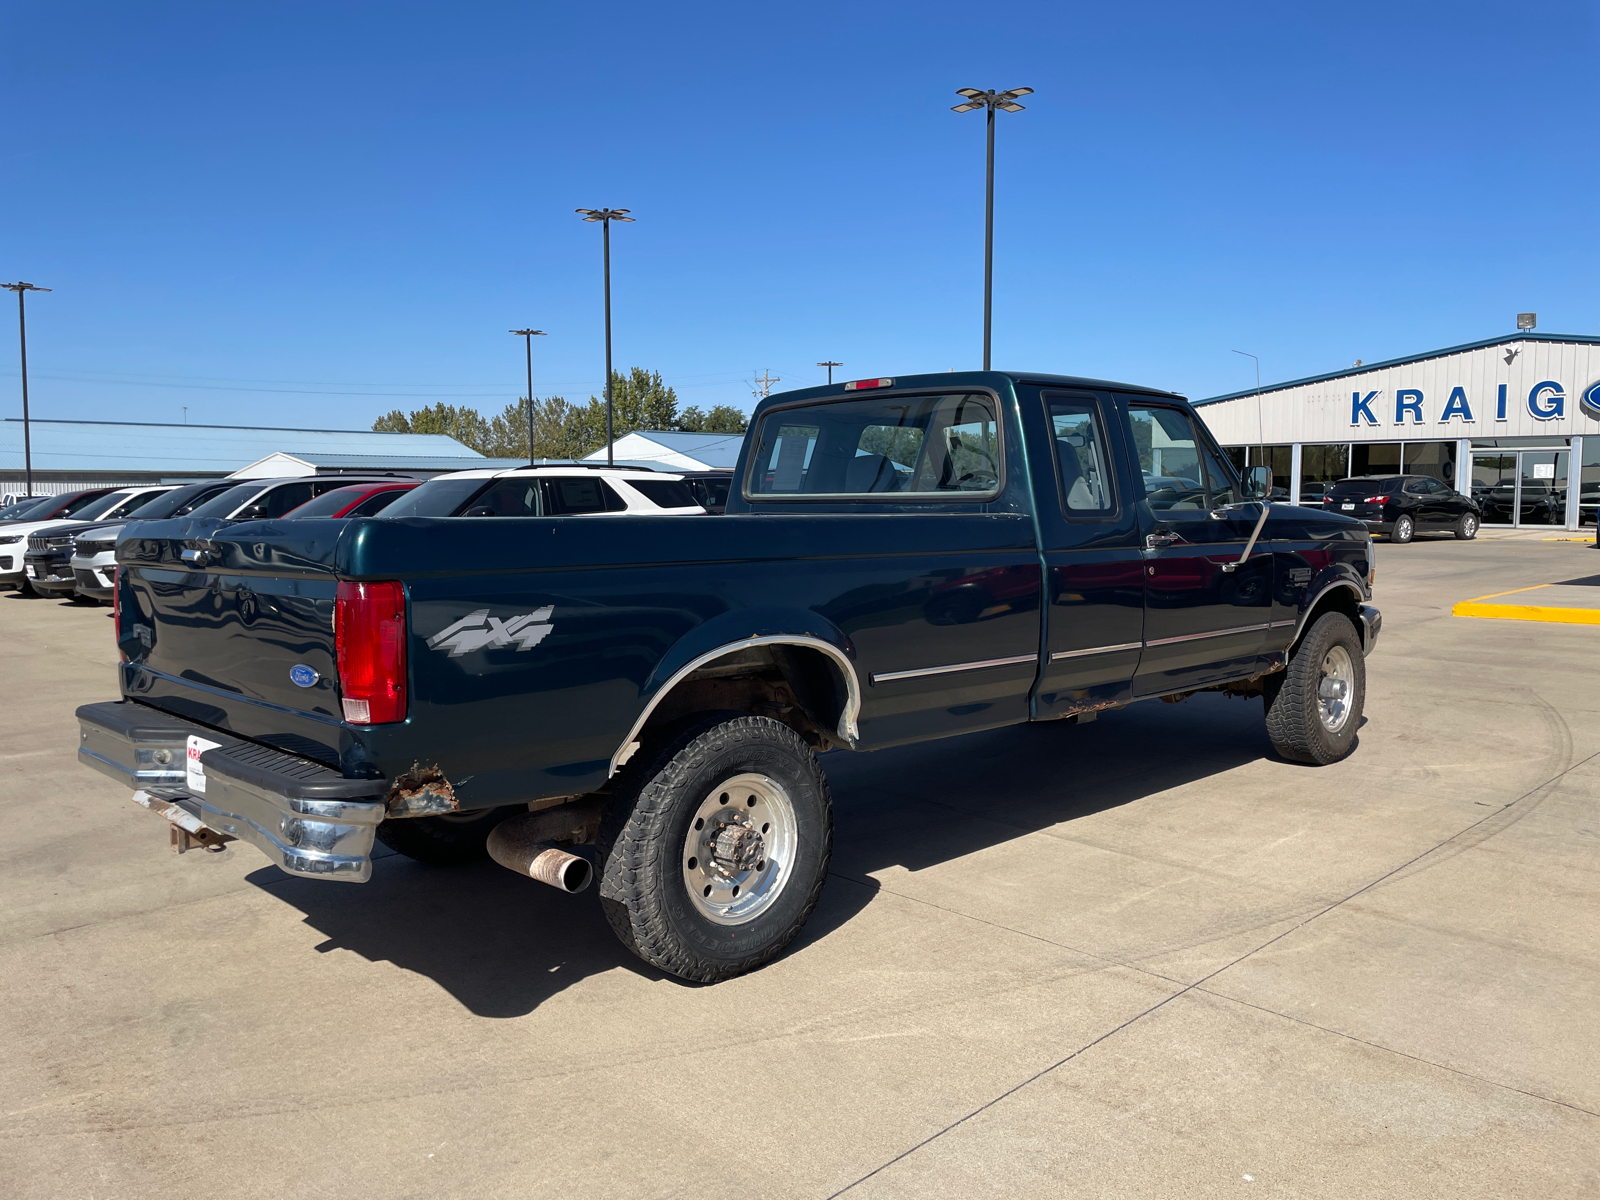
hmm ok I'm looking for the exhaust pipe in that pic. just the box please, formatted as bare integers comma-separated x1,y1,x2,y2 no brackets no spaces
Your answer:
487,812,594,893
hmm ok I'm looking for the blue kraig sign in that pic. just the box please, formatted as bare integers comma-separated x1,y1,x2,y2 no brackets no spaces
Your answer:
1583,379,1600,420
1351,381,1577,426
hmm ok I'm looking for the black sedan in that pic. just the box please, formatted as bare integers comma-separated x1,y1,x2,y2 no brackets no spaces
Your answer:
1325,474,1481,543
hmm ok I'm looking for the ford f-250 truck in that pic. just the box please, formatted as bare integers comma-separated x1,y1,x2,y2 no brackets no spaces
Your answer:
76,371,1380,983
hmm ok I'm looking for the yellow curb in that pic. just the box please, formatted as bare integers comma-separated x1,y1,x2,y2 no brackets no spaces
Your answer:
1453,601,1600,624
1541,537,1596,542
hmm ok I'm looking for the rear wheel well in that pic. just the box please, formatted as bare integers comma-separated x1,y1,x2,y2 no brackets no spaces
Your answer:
637,644,852,753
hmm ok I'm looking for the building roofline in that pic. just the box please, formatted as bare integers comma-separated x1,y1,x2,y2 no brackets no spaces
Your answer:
1,417,412,434
1194,332,1600,407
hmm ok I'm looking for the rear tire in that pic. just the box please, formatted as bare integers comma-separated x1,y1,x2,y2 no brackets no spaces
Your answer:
376,806,521,865
1263,612,1365,765
1455,512,1479,540
597,713,832,983
1391,514,1415,543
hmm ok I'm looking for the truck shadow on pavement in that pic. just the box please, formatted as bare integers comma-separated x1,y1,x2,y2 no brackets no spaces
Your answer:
245,692,1280,1018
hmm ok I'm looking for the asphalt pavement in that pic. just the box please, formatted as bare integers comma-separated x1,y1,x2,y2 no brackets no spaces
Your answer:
2,534,1598,1199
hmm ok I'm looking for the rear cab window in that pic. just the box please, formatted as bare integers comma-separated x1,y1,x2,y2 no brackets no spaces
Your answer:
746,391,1001,499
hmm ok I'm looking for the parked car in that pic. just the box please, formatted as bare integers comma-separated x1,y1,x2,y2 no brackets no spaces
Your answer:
1325,474,1480,542
23,486,181,599
675,470,734,514
281,481,420,519
184,475,417,524
1298,483,1331,508
378,467,707,518
0,496,51,519
1,487,136,592
68,480,259,603
78,370,1378,985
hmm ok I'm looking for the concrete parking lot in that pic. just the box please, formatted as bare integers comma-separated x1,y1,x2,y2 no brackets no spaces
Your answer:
3,535,1598,1199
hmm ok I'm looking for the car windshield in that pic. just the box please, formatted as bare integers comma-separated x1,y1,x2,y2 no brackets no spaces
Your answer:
0,497,53,520
121,481,233,521
69,491,140,522
101,489,176,520
628,479,700,509
283,486,378,518
186,483,268,519
376,477,494,518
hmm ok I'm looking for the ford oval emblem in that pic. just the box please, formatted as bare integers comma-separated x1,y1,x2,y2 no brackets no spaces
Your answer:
289,664,319,688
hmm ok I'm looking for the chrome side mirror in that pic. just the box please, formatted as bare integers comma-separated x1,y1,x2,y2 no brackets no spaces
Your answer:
1242,465,1272,500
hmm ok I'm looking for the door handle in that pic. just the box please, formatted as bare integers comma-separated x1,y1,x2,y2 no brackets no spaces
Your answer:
1144,533,1177,550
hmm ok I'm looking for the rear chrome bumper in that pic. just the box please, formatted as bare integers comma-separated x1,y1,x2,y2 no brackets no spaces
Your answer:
1358,604,1382,657
76,701,386,882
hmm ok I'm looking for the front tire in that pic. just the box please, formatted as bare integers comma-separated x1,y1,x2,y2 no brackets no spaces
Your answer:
1455,512,1479,540
597,713,833,983
1391,514,1415,543
1263,612,1365,765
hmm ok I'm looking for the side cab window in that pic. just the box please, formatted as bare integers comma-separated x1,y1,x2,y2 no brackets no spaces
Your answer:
1042,391,1117,518
1126,404,1236,510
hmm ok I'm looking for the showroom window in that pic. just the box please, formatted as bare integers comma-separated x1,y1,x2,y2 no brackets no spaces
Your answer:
1351,443,1401,476
1245,444,1293,495
1580,440,1599,529
1401,441,1457,486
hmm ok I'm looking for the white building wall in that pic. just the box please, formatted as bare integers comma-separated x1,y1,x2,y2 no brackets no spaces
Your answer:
1197,339,1600,446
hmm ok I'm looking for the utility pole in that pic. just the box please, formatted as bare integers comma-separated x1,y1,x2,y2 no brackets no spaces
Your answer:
510,329,547,466
950,88,1032,370
751,370,781,401
817,361,842,386
2,282,51,497
576,208,634,466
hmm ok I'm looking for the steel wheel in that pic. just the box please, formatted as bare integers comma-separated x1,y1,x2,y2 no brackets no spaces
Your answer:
1316,644,1355,734
681,772,798,925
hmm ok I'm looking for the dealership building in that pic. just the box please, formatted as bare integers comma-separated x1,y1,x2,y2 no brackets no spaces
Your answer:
1195,332,1600,530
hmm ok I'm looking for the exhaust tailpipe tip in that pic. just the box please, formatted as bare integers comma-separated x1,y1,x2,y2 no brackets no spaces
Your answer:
487,819,593,893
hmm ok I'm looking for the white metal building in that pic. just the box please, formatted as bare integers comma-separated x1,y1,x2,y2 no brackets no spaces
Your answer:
1195,333,1600,530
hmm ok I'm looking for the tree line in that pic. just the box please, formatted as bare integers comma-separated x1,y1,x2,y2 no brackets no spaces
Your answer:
372,368,748,460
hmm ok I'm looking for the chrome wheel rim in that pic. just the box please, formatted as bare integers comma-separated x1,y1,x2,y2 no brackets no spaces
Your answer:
682,773,797,926
1463,515,1477,536
1317,644,1355,733
1396,517,1411,539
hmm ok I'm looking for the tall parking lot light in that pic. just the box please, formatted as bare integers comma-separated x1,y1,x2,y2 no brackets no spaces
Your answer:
510,328,547,466
950,88,1032,371
2,281,50,498
575,208,635,466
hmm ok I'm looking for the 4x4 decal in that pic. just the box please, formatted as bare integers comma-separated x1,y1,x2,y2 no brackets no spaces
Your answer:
427,607,554,658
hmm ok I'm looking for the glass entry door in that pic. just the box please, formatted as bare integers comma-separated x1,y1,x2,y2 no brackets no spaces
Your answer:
1471,451,1568,527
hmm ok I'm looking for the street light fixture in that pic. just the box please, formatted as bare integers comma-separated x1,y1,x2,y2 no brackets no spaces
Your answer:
2,281,51,497
1231,349,1266,475
817,361,843,386
950,87,1032,371
510,328,547,466
575,207,635,466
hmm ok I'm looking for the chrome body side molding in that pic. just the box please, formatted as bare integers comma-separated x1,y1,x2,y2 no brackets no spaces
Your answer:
869,653,1038,685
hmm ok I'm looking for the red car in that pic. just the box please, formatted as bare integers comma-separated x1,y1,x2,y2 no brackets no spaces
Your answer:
282,481,419,519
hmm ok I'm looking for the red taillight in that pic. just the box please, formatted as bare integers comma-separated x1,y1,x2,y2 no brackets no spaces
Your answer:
335,580,407,725
843,378,893,391
1365,495,1387,504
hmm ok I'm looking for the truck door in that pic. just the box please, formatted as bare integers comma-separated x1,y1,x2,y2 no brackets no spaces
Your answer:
1124,400,1273,697
1027,388,1146,718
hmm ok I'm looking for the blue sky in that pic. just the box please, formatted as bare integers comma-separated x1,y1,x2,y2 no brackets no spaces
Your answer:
2,0,1595,431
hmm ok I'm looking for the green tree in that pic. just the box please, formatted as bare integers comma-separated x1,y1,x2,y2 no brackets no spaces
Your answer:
370,368,748,458
678,404,748,434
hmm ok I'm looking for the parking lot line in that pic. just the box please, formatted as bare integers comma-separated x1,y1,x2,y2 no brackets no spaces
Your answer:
1453,583,1600,624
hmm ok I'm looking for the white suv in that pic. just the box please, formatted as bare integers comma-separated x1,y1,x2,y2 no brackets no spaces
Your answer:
378,467,709,519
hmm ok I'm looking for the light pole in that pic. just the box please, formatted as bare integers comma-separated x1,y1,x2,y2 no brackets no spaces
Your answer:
575,208,634,466
951,87,1032,371
510,328,547,466
1231,349,1265,469
817,361,842,386
2,281,51,498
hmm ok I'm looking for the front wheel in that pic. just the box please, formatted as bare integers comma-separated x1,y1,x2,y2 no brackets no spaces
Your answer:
1391,514,1415,543
597,713,833,983
1455,512,1479,540
1263,612,1365,765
